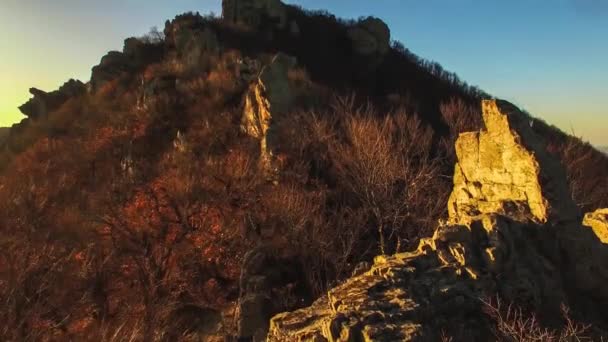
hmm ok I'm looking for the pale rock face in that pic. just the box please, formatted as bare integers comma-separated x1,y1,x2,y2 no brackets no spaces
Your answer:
222,0,288,30
267,99,608,341
241,53,296,169
449,99,578,225
583,208,608,243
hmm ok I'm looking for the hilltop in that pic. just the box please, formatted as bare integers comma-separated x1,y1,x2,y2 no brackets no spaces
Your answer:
0,1,607,341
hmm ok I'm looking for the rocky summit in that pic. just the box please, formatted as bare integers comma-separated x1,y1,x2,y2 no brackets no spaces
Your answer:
268,100,608,341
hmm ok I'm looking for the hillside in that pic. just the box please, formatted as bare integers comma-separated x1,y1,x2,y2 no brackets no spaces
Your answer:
1,1,607,341
0,127,8,144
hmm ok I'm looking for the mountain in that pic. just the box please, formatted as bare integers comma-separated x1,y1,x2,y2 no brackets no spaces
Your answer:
1,1,607,340
600,146,608,155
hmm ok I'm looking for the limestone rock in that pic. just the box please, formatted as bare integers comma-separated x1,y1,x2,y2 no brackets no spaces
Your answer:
448,99,579,225
222,0,288,30
241,53,296,169
347,17,390,57
268,214,570,341
583,208,608,243
18,79,86,119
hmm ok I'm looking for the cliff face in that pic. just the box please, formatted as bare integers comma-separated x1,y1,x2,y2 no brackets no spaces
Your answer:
268,100,608,341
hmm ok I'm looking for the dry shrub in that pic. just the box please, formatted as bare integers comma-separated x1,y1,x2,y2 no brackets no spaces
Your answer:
482,297,596,342
547,135,608,211
329,99,445,254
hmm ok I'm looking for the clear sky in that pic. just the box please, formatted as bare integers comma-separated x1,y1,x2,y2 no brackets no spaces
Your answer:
1,0,607,145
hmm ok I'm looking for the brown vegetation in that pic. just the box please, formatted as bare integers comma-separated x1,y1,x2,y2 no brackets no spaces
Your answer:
1,6,607,341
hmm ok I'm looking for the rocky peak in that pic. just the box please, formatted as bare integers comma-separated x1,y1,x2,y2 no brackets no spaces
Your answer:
347,16,390,57
18,79,86,119
222,0,288,30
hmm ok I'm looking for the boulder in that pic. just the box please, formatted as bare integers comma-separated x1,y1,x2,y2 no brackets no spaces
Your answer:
583,208,608,243
241,53,296,170
268,99,608,341
18,79,86,119
222,0,288,30
347,17,390,58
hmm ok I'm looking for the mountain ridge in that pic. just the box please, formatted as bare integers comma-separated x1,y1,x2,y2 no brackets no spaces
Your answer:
0,1,607,340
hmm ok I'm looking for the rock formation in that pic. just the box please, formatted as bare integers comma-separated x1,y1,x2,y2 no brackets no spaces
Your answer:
267,99,608,341
583,208,608,243
90,51,132,93
241,53,296,170
122,37,164,67
164,14,219,71
18,79,86,119
449,99,579,225
347,17,391,70
222,0,288,30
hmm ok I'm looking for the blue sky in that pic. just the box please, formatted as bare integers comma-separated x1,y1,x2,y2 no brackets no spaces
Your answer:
1,0,606,145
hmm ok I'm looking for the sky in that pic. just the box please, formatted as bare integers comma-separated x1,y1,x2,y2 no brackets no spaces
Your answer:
1,0,607,145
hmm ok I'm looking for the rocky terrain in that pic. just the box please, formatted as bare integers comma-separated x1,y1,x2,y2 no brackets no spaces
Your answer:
1,1,608,341
268,99,608,341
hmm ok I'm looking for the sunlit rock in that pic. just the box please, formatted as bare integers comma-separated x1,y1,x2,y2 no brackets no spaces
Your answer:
241,53,296,170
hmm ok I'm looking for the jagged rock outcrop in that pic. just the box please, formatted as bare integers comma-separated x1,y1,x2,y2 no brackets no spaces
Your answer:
241,53,296,170
18,79,86,119
347,17,390,68
122,37,164,67
91,37,164,93
583,208,608,243
449,99,579,225
222,0,288,30
90,51,132,92
267,99,608,341
164,14,219,70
